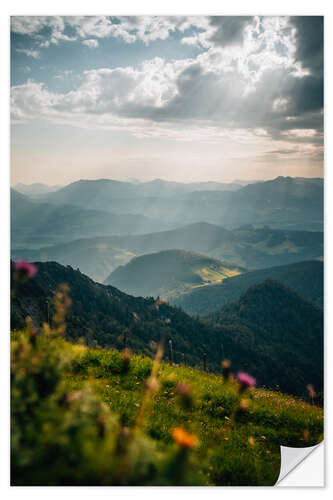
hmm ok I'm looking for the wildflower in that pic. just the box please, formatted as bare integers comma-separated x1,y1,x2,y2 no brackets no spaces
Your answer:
307,384,316,404
239,399,249,410
176,381,191,397
237,372,256,391
221,359,231,379
66,391,82,404
145,376,160,393
14,260,37,279
171,427,198,449
235,398,250,421
121,347,132,373
248,436,255,446
176,381,193,410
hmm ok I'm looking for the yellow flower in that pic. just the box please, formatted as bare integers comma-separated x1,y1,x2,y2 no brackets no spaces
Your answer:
248,436,255,446
171,427,198,448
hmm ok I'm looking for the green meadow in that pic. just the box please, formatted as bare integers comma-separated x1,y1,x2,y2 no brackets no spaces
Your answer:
11,323,323,486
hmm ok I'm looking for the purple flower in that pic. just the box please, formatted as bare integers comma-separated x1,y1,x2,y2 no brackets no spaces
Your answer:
237,372,256,389
14,260,38,278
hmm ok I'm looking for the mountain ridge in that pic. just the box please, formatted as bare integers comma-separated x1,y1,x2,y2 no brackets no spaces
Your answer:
11,260,323,397
104,249,245,298
170,260,323,315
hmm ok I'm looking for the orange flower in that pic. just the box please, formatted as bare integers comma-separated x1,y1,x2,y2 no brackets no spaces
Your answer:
171,427,198,448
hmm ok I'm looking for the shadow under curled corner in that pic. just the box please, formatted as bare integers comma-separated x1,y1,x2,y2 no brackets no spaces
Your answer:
275,441,324,486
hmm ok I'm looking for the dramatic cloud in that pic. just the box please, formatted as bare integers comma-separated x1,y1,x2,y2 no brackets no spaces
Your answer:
290,16,323,76
10,15,324,183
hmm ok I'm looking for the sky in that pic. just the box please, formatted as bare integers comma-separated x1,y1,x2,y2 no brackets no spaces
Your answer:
10,15,324,185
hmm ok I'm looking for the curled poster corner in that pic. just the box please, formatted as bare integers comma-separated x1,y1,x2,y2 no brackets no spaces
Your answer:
275,442,324,486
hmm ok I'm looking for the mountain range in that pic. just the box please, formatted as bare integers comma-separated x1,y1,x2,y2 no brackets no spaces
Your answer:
14,176,323,232
12,221,323,283
10,188,175,248
11,260,323,397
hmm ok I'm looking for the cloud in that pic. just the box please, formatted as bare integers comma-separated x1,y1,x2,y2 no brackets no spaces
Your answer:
208,16,254,47
11,16,77,47
289,16,323,76
16,48,40,58
10,15,253,49
11,16,51,35
10,16,323,163
82,39,99,49
11,16,183,46
10,58,322,139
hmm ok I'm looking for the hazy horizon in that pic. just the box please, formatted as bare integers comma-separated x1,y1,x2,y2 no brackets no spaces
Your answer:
11,173,324,189
11,16,323,185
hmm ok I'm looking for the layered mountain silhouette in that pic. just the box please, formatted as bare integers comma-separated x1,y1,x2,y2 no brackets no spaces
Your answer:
11,188,175,247
32,176,323,231
11,261,323,397
12,221,323,282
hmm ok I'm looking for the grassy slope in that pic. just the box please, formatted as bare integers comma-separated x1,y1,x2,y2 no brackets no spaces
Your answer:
105,249,244,298
12,327,322,486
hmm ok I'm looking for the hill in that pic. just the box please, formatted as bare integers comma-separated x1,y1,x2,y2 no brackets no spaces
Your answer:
38,176,323,231
11,261,323,398
104,249,245,298
11,327,323,485
39,178,242,206
76,222,323,270
14,182,63,197
12,222,323,282
11,239,135,283
10,188,174,247
204,280,323,397
11,260,223,368
171,260,323,315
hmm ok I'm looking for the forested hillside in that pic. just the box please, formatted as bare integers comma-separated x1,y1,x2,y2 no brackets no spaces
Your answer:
11,261,323,397
204,280,323,398
171,260,323,315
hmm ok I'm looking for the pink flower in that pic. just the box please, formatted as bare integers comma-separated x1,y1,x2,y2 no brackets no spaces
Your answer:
14,260,38,278
237,372,256,389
